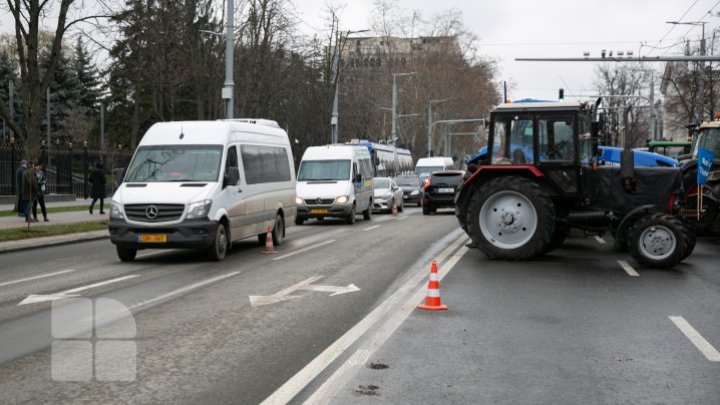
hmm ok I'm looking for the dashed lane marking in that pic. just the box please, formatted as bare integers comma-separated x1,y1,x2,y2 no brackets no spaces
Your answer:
669,316,720,362
0,269,76,288
363,225,381,232
617,260,639,277
272,240,336,261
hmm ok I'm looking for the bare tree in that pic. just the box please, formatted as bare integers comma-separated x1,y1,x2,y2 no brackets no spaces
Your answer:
0,0,109,159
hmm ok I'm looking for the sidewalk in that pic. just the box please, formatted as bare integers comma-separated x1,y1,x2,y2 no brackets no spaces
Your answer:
0,209,107,230
0,198,87,212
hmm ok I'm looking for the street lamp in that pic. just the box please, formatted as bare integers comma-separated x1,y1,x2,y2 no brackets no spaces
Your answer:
331,28,370,144
199,0,235,119
391,72,415,147
427,99,447,156
379,107,419,144
667,20,707,122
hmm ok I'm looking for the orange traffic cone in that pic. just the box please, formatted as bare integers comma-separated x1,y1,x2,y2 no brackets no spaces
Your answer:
418,260,448,311
262,225,277,254
391,200,398,216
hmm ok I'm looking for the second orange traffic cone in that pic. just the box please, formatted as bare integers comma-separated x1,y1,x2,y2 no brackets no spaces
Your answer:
418,260,448,311
262,225,277,254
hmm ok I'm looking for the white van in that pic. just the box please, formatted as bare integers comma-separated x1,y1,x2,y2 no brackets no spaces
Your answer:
296,145,374,225
415,157,454,178
109,119,296,262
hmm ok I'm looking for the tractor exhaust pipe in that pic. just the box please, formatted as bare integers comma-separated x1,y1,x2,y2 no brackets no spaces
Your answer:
620,105,636,192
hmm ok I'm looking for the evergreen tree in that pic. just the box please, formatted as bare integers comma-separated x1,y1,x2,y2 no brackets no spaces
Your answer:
74,37,101,116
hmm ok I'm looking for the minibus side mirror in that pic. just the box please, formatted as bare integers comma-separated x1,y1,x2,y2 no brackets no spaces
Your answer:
224,167,240,188
354,173,362,183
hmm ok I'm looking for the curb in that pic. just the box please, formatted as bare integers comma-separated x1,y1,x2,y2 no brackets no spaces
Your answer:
0,230,109,254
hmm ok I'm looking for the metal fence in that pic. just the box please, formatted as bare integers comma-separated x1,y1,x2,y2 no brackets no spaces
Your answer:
1,140,133,198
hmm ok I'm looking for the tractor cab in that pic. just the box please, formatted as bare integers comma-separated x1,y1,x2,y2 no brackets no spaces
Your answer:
484,101,592,196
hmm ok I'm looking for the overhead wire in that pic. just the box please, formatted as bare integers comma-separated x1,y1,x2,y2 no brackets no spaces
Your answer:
646,0,702,57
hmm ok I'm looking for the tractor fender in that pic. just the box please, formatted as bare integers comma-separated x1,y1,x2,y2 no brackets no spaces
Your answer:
615,204,657,241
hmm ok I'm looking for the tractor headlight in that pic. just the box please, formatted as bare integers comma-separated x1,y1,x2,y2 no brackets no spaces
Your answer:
186,200,212,219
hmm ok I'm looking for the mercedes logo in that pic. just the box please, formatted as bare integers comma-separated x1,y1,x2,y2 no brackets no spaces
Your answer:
316,198,322,205
145,205,159,219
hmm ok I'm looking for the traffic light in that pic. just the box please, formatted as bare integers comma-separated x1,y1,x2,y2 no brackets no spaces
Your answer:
559,88,564,101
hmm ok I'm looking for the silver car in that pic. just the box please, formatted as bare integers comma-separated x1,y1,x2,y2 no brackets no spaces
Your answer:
372,177,404,212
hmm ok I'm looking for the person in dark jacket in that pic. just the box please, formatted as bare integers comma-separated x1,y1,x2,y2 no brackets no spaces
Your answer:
89,163,107,214
21,162,39,222
32,162,49,222
16,160,27,217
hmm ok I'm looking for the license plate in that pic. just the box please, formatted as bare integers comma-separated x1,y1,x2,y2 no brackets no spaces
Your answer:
438,188,455,193
311,208,328,214
138,234,168,243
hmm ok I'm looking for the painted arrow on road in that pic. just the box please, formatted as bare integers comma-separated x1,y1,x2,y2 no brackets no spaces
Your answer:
17,274,140,306
249,275,360,307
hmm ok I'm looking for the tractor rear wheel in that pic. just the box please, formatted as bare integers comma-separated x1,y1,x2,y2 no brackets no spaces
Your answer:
628,213,688,269
467,176,555,260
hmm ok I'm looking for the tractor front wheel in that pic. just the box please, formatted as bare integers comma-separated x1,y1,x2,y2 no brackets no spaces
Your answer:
628,213,688,269
467,176,555,260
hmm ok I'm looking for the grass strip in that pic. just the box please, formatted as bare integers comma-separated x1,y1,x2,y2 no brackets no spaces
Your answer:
0,221,108,242
0,205,89,217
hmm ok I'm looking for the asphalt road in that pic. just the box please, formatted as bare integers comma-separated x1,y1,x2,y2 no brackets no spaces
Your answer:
319,232,720,404
1,211,719,404
0,207,461,404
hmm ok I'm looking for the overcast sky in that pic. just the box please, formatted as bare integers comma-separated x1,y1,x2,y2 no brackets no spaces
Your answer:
292,0,720,101
1,0,719,102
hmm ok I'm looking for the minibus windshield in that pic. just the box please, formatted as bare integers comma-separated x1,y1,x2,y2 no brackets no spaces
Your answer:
298,160,351,181
125,145,223,182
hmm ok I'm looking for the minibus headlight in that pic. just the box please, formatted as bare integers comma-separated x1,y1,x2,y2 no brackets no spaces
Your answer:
296,197,305,205
335,196,349,204
187,200,212,219
110,201,124,219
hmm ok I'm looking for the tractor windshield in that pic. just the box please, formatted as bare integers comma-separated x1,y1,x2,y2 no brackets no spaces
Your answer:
491,115,534,164
697,128,720,154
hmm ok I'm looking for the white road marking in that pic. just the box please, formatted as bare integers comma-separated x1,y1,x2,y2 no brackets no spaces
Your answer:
260,233,467,405
272,240,336,261
669,316,720,362
363,225,381,232
304,245,470,404
617,260,639,277
249,276,361,307
594,236,606,244
249,276,323,307
397,215,408,221
129,272,240,310
0,269,76,288
18,274,140,305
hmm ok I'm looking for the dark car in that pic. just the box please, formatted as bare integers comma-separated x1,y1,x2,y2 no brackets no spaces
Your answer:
395,174,423,207
422,170,464,215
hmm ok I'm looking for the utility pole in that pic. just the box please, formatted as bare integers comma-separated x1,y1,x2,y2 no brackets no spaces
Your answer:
391,72,415,147
330,28,369,144
223,0,235,119
100,101,105,151
649,73,656,140
8,80,13,140
46,87,50,145
666,21,707,123
427,99,447,157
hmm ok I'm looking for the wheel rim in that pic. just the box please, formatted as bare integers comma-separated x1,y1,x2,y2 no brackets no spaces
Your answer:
479,190,538,249
638,225,676,260
216,226,227,256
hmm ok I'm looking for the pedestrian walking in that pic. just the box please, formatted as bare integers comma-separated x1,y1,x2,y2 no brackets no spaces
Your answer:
21,161,39,223
89,162,106,215
15,160,27,217
32,162,49,222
